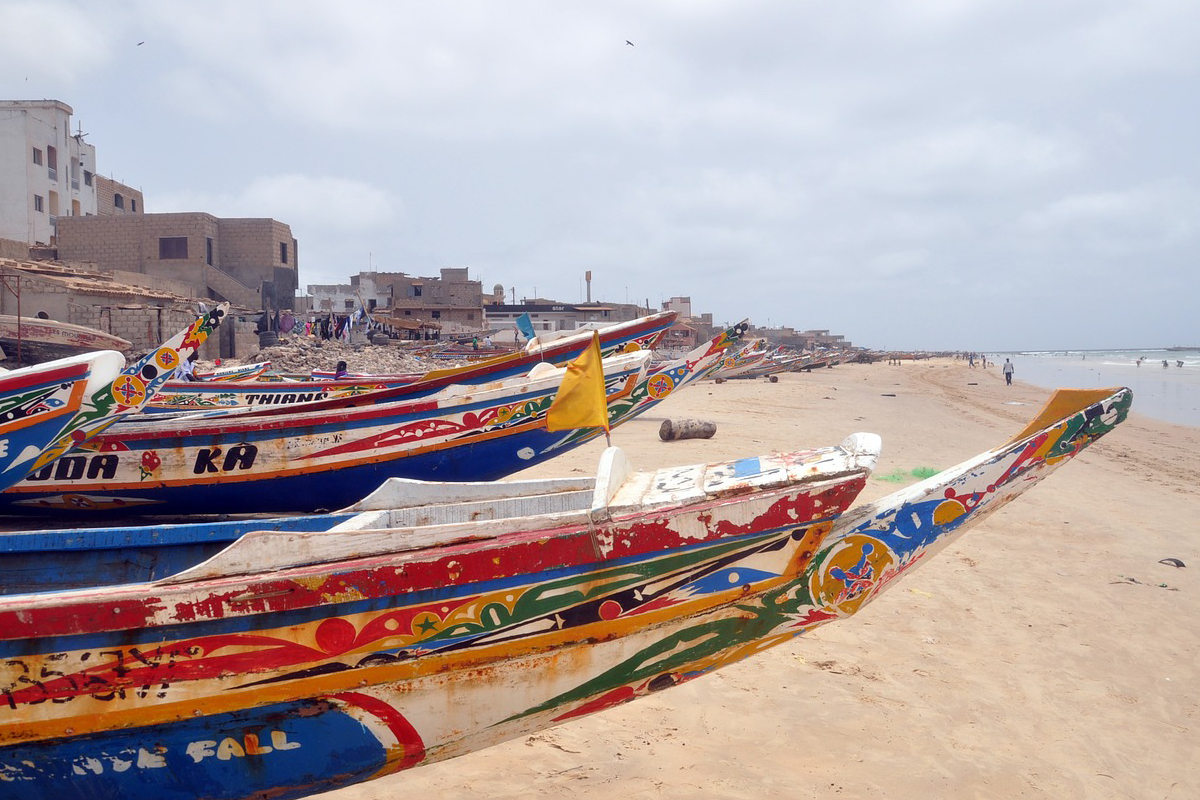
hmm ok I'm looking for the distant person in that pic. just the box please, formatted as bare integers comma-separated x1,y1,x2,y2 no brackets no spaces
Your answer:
175,352,199,382
334,360,349,379
1136,358,1142,367
1178,360,1184,368
1002,358,1014,385
1163,360,1169,368
472,336,479,351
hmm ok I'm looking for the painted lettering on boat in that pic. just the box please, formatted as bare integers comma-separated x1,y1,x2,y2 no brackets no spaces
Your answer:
0,731,300,782
243,391,327,405
23,454,118,483
193,444,258,475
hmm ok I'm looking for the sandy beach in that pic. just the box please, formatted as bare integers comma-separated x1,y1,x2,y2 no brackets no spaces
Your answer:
319,358,1200,800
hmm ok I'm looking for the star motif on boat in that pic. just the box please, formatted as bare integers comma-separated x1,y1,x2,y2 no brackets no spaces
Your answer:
415,615,439,634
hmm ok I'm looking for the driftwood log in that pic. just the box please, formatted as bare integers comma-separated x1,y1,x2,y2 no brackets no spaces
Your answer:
659,418,717,441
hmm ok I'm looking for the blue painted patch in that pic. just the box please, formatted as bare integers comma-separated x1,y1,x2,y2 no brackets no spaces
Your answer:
0,698,391,800
681,566,780,595
732,457,761,478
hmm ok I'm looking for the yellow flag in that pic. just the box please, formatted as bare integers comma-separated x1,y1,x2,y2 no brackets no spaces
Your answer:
546,331,610,432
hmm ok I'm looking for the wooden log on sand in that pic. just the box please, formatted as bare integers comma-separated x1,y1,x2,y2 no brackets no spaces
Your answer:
659,418,717,441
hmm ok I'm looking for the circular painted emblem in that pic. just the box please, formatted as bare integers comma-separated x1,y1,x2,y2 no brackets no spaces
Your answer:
809,534,895,617
111,374,147,406
622,342,643,353
647,373,675,399
155,348,180,371
723,356,736,368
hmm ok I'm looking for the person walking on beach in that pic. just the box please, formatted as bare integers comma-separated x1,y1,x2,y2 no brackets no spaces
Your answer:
1002,358,1014,385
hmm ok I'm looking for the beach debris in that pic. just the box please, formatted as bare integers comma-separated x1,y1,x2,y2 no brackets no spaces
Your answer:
881,393,896,397
659,418,717,441
1158,557,1186,568
1112,575,1179,591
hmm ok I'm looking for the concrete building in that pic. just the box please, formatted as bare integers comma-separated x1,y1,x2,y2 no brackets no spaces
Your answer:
0,100,98,246
56,213,298,312
485,301,652,337
306,268,491,336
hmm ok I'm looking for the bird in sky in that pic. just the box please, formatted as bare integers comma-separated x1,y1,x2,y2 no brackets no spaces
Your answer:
137,41,145,46
626,40,634,46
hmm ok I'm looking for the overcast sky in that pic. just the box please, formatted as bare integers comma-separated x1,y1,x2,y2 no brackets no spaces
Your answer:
3,1,1197,350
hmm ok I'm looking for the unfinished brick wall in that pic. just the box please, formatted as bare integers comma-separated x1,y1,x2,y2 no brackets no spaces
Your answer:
94,176,144,217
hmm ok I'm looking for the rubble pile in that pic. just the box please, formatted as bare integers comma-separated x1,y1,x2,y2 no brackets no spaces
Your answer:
219,335,471,376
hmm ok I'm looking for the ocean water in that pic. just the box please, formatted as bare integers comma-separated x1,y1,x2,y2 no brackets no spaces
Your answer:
994,349,1200,429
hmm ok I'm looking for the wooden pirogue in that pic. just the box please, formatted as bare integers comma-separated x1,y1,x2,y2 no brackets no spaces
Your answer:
0,306,227,491
0,386,1130,800
0,321,745,516
147,310,677,412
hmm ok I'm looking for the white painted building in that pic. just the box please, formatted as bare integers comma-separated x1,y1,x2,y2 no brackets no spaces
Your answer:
0,100,98,246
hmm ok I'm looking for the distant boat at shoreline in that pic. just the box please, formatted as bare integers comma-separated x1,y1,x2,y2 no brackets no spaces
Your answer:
0,314,131,366
1166,345,1200,352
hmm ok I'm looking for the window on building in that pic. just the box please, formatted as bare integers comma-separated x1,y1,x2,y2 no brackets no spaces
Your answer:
280,242,288,264
130,199,137,212
158,236,188,259
206,238,213,266
467,312,474,321
404,309,412,316
33,195,44,213
413,285,422,297
32,148,43,165
431,310,441,319
114,194,124,209
368,299,377,310
345,300,355,310
84,170,93,186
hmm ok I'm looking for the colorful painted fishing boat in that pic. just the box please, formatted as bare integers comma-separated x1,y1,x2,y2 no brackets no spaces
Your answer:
0,306,228,490
0,314,131,367
0,322,749,589
706,338,770,380
0,352,123,489
0,386,1129,800
194,362,271,382
0,350,652,515
146,311,676,413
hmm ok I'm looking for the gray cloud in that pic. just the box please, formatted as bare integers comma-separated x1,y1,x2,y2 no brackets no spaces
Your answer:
4,0,1198,349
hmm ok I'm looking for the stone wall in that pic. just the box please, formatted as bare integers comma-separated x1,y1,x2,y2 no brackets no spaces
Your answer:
0,237,29,260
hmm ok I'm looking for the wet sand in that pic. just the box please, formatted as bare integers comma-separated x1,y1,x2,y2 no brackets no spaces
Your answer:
321,358,1200,800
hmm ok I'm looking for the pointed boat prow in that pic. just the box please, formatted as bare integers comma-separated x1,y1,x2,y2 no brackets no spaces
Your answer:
798,386,1132,626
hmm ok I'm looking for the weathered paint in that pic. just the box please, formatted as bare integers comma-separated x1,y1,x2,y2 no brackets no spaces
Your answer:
0,388,1130,800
